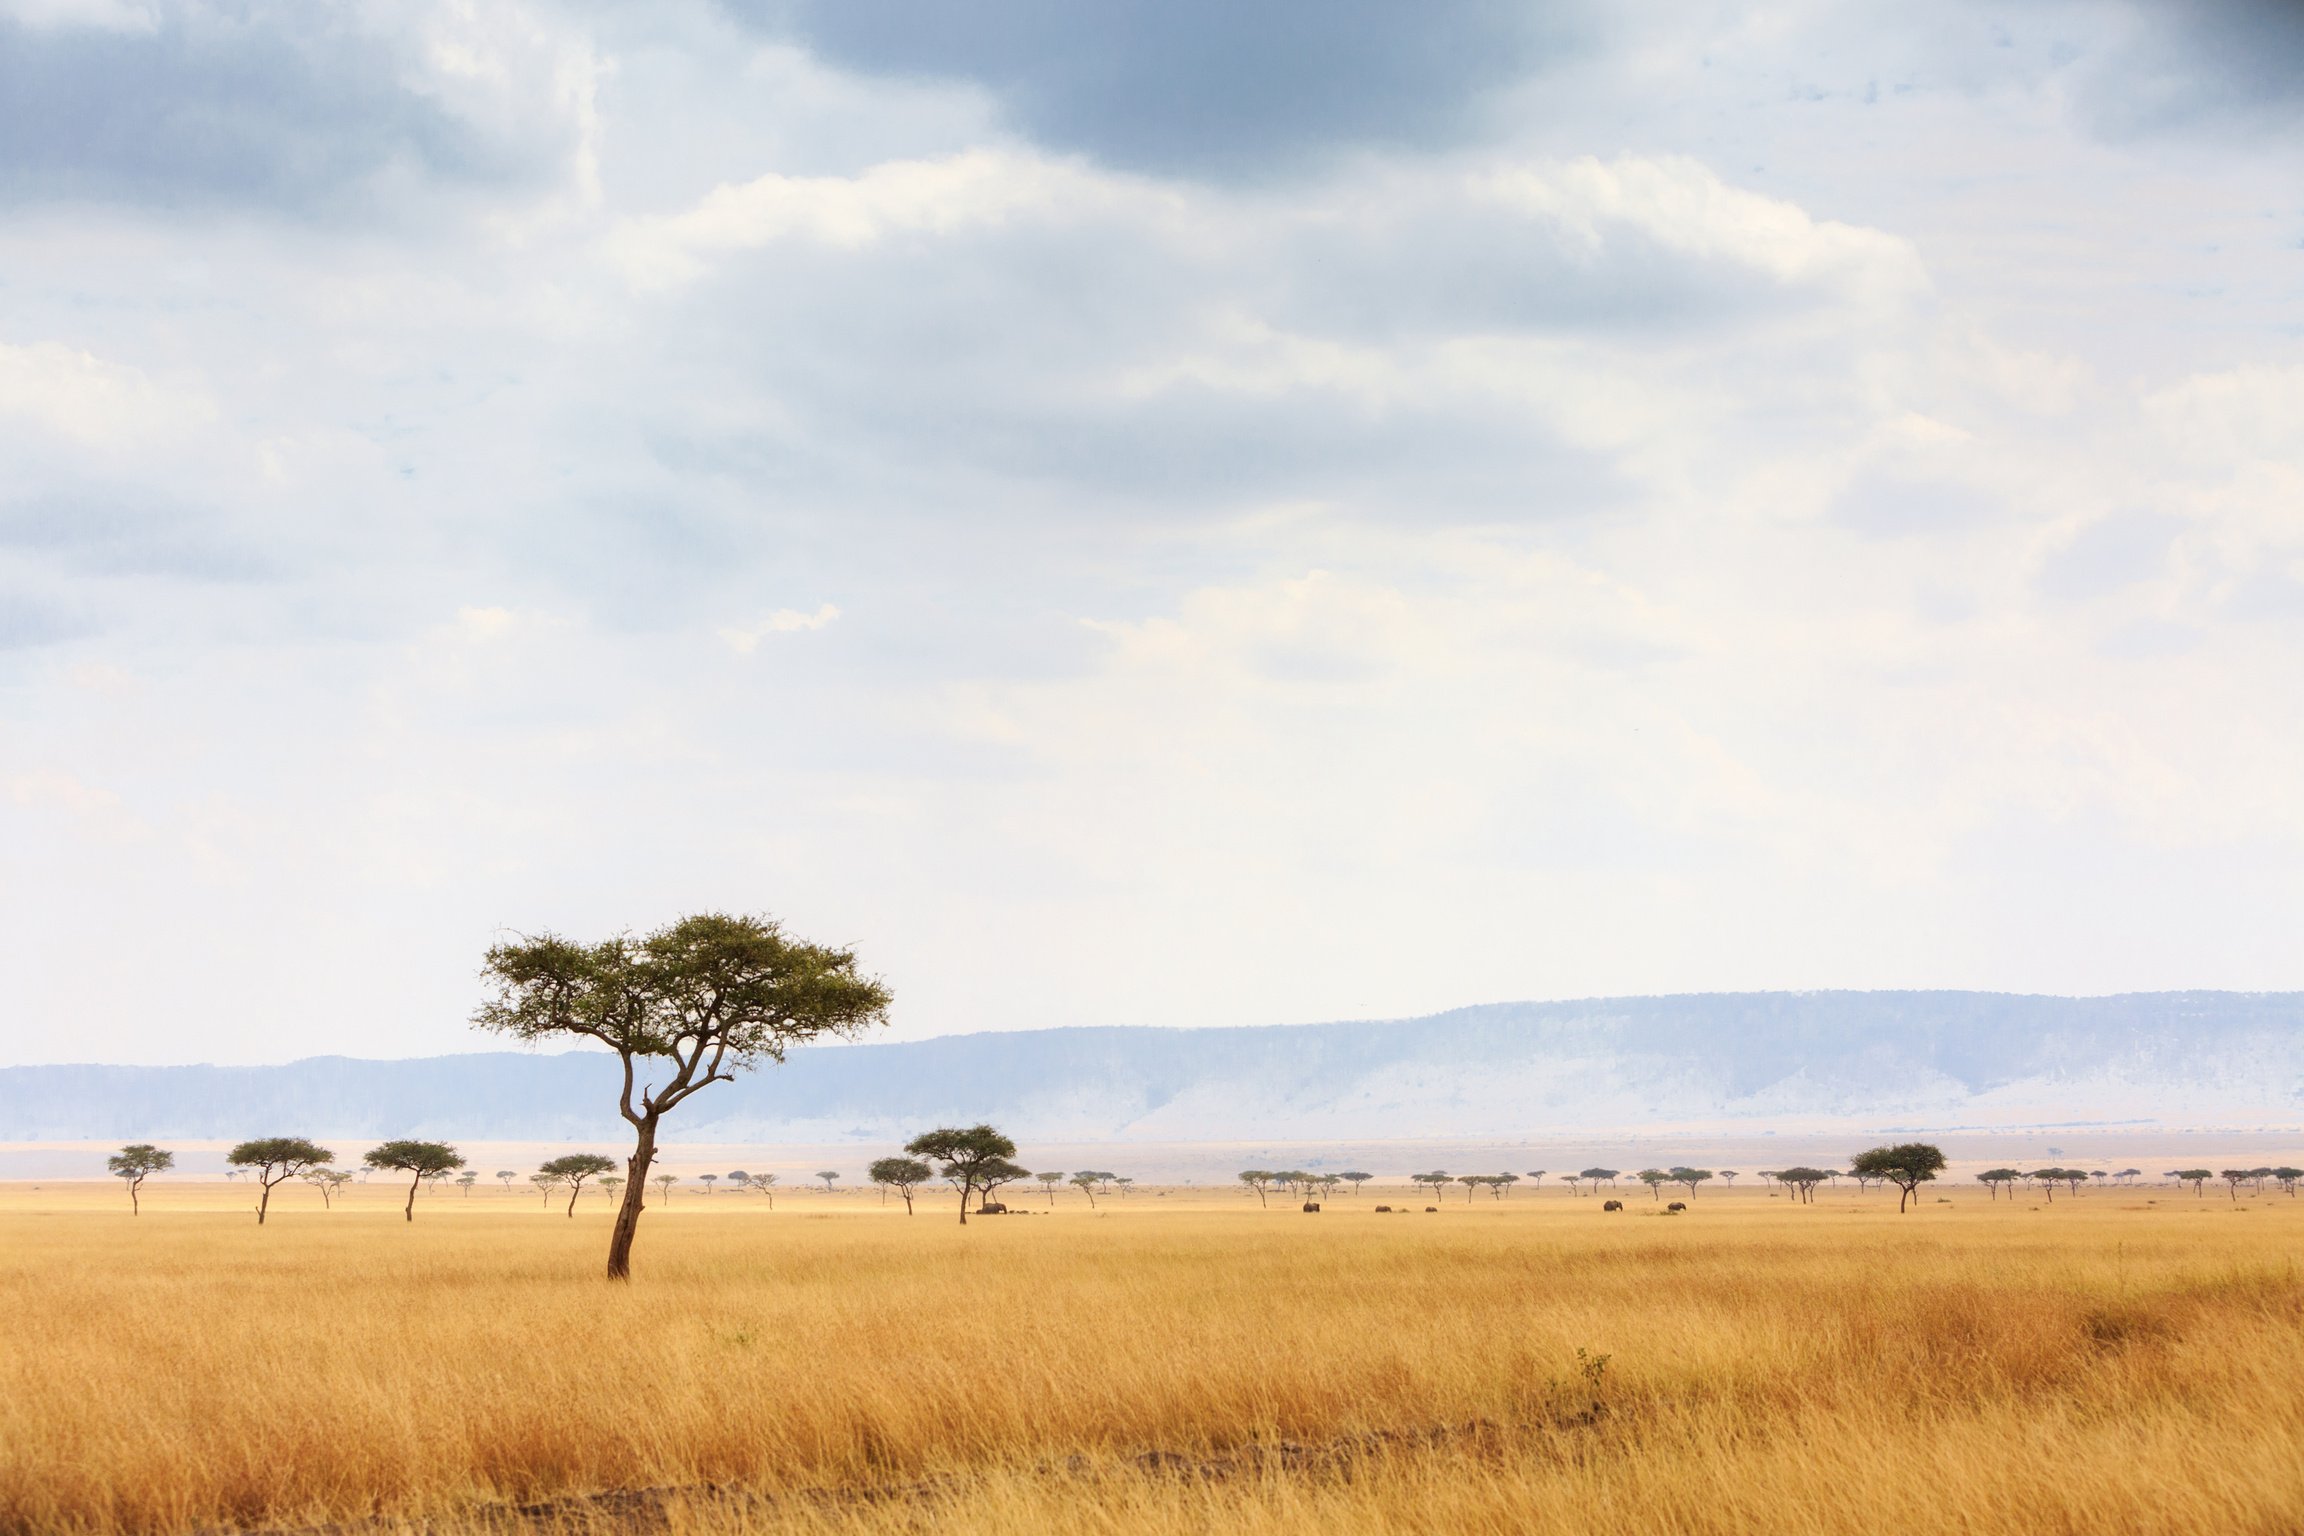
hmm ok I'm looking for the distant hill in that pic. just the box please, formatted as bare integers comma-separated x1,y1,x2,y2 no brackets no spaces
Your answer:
3,991,2299,1143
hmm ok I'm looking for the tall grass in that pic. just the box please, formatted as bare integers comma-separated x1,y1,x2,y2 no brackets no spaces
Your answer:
0,1184,2296,1534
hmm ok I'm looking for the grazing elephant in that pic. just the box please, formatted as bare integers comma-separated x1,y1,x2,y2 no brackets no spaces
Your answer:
1603,1199,1624,1211
1666,1201,1687,1213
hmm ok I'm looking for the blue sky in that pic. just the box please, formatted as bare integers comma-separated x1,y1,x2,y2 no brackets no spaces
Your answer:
1,1,2300,1065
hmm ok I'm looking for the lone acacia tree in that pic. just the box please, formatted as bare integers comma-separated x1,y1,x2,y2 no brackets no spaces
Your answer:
226,1138,334,1225
868,1156,931,1213
905,1125,1019,1224
107,1144,173,1215
365,1140,466,1223
1850,1142,1947,1213
540,1153,617,1216
475,911,892,1280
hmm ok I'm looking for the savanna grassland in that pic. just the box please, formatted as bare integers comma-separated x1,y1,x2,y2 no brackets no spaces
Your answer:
2,1179,2300,1536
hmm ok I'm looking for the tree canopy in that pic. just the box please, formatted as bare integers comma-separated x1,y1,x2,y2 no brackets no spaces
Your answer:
106,1144,173,1216
365,1140,466,1223
539,1153,617,1217
868,1156,933,1214
1850,1143,1947,1212
906,1125,1020,1224
474,912,892,1279
226,1137,335,1225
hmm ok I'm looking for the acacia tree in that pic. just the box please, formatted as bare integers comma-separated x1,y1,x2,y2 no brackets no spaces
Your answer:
601,1175,625,1205
727,1171,751,1191
699,1174,718,1196
1976,1168,2021,1201
365,1140,466,1223
107,1144,173,1215
2272,1167,2303,1197
1777,1167,1827,1204
978,1159,1029,1209
1580,1167,1619,1194
1238,1170,1273,1207
817,1171,841,1195
540,1153,617,1216
1341,1171,1373,1197
227,1138,334,1225
2174,1168,2212,1196
456,1170,479,1196
1635,1169,1669,1200
1850,1143,1947,1213
1717,1170,1740,1187
303,1168,353,1208
907,1125,1021,1225
1413,1171,1451,1201
749,1172,777,1207
1069,1170,1100,1208
1670,1167,1714,1199
475,911,893,1280
651,1172,678,1202
1525,1169,1547,1192
1036,1170,1064,1205
496,1169,517,1191
2220,1168,2252,1202
868,1156,931,1213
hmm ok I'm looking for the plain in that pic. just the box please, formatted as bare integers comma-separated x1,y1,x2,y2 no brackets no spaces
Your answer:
1,1179,2299,1536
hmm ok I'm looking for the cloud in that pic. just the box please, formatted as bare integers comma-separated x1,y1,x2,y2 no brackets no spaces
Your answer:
717,603,840,653
2067,0,2304,139
4,3,2304,1064
740,0,1589,180
0,0,589,213
607,149,1134,286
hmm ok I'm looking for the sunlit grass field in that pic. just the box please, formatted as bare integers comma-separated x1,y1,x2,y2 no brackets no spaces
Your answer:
2,1178,2299,1535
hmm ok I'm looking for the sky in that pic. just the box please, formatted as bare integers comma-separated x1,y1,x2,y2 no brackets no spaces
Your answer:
1,1,2301,1067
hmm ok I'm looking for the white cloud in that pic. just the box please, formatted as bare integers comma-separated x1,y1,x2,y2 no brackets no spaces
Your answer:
0,0,155,32
716,603,842,654
606,149,1137,286
0,340,214,449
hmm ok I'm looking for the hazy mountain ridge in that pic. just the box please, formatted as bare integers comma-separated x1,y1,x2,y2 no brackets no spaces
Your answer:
4,991,2299,1143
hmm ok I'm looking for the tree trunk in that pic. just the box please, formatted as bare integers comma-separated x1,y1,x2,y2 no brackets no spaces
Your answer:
901,1189,913,1214
608,1119,659,1280
958,1177,970,1225
566,1182,582,1217
404,1172,420,1222
129,1180,140,1216
257,1176,274,1225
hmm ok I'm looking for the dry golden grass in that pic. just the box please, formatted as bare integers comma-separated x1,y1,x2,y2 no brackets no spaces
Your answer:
2,1179,2299,1535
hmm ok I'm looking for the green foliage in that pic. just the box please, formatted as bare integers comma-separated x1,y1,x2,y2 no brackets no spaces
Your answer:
365,1140,466,1177
228,1138,334,1180
473,913,893,1108
540,1153,616,1182
1851,1142,1947,1211
108,1144,173,1178
107,1144,173,1213
869,1157,932,1187
475,912,892,1279
225,1137,335,1225
906,1125,1019,1223
1775,1167,1829,1202
536,1153,616,1216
